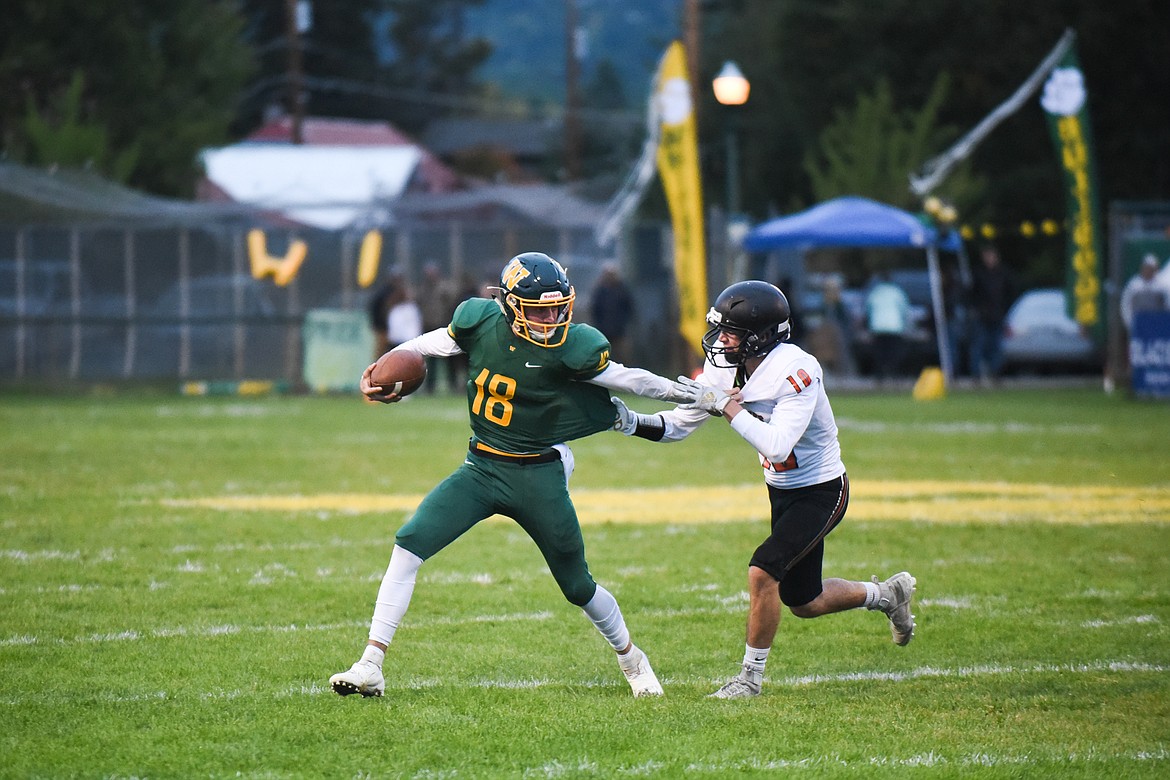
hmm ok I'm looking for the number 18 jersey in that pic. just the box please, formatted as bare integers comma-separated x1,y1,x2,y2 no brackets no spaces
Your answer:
449,298,616,453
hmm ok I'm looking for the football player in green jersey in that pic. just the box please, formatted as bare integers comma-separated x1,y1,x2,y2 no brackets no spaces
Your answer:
330,252,704,699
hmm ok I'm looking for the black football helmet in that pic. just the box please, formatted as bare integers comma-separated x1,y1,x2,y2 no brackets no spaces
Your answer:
496,252,575,347
701,280,791,367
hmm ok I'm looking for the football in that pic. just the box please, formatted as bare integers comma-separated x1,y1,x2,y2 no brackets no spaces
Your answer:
370,349,427,397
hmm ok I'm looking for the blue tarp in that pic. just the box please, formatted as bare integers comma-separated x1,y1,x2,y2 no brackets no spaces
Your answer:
742,196,961,253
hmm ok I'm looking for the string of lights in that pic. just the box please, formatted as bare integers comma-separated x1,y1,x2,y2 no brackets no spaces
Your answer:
922,195,1063,242
958,220,1063,240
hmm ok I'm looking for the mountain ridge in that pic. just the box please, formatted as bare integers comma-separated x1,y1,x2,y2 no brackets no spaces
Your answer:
465,0,682,106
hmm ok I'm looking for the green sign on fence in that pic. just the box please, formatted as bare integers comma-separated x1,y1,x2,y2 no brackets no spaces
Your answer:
302,308,374,393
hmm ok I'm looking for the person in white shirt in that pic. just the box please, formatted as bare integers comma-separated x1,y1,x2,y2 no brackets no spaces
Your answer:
613,280,917,698
864,272,911,381
385,288,423,351
1121,254,1170,331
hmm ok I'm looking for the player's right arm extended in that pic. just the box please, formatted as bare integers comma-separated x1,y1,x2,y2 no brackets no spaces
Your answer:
588,361,701,403
392,327,463,358
594,362,714,442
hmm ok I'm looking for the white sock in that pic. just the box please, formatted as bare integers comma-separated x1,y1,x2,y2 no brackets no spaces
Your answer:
862,579,881,609
581,584,631,652
743,644,770,675
360,645,385,669
368,545,424,647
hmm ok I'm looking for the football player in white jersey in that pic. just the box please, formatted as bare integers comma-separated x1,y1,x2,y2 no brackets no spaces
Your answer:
613,280,917,698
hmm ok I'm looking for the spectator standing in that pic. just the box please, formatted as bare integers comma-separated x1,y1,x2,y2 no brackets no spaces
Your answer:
808,276,856,377
864,271,911,382
1121,254,1170,331
589,262,634,363
367,277,399,358
942,263,971,378
417,263,466,393
385,281,422,352
968,244,1015,383
824,276,858,377
1156,255,1170,294
777,276,805,346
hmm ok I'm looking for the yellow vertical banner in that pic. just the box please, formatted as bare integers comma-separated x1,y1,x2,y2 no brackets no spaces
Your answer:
655,41,708,351
356,230,383,288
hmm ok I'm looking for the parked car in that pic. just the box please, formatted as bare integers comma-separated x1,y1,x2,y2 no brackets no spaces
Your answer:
137,274,287,379
0,260,127,378
1001,288,1101,374
0,260,127,316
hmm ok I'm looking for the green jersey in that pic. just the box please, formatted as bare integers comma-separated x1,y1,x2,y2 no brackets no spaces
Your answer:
449,297,616,452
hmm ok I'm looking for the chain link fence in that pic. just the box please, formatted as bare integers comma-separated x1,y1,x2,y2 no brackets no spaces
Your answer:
0,218,688,386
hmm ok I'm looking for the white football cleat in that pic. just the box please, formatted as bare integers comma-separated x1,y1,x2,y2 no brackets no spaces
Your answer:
329,661,385,698
874,571,917,646
619,646,663,697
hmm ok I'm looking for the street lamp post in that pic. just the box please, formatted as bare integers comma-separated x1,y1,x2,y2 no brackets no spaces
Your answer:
712,61,750,217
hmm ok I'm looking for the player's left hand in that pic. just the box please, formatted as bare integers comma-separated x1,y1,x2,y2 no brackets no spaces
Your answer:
360,363,402,404
611,397,638,435
675,376,738,416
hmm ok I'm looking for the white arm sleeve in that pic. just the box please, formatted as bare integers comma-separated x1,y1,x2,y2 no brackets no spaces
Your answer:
587,361,690,402
391,328,463,358
652,405,712,442
728,388,816,464
603,357,727,442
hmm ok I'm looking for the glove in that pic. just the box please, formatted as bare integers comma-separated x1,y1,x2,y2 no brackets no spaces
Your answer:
675,376,734,416
611,397,638,435
668,375,707,405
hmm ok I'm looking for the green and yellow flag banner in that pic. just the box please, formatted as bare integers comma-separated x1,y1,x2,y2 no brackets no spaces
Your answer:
1041,43,1105,341
655,41,708,352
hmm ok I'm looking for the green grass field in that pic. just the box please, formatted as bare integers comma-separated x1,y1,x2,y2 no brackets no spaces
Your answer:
2,386,1168,778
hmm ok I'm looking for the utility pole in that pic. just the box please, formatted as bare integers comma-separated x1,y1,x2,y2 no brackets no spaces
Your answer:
684,0,700,121
563,0,582,180
284,0,306,144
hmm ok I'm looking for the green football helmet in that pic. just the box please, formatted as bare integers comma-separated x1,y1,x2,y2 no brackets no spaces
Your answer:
496,252,575,348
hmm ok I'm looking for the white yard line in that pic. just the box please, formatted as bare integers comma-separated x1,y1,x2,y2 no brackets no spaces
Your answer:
775,659,1167,687
4,593,1166,648
0,610,557,647
675,748,1167,774
1,659,1164,712
1082,614,1160,628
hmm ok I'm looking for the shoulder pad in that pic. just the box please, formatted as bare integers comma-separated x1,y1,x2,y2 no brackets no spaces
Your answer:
562,323,611,376
450,297,501,334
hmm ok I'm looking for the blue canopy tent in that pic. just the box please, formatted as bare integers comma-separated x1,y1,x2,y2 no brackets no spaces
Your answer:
743,196,963,382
